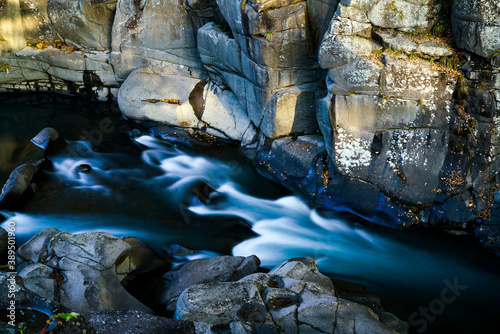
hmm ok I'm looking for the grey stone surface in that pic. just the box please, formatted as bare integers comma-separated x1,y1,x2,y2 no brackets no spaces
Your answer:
88,309,195,334
163,255,260,311
0,159,44,207
47,0,117,50
451,0,500,58
17,229,162,315
368,0,439,30
174,257,407,334
111,0,208,80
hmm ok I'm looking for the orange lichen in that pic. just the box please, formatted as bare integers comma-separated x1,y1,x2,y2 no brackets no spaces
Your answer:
141,98,182,105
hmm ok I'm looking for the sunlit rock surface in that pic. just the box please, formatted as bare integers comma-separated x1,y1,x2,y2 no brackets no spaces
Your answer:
0,0,500,250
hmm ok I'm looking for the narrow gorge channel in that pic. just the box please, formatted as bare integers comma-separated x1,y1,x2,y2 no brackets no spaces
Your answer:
1,94,500,333
1,0,500,333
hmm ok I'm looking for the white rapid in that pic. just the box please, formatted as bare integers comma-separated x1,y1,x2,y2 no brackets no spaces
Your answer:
1,136,500,333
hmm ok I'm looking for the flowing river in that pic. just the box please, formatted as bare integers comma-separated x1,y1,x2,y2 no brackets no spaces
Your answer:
1,94,500,333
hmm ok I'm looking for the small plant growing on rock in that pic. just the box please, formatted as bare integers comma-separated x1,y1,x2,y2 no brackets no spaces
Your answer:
0,62,10,73
432,22,447,36
409,53,419,60
27,42,47,50
265,31,273,41
241,0,247,9
40,312,80,334
389,1,404,20
386,47,402,55
457,75,467,96
440,55,451,68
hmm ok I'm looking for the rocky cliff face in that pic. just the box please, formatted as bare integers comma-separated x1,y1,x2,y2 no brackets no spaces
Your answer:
316,0,500,231
1,0,500,252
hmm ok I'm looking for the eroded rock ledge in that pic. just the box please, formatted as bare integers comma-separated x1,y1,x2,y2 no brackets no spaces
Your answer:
1,0,500,252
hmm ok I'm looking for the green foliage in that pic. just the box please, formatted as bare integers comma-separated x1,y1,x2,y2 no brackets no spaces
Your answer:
0,62,10,72
418,98,425,106
389,1,404,20
409,53,419,60
423,57,435,64
240,0,247,9
18,324,25,334
41,312,80,333
385,47,402,55
264,31,273,41
440,55,451,67
458,75,467,93
468,117,476,129
373,48,383,57
440,55,461,71
432,22,447,36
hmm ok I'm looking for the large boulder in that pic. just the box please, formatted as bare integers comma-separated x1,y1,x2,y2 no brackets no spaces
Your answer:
174,257,408,334
19,0,62,46
118,69,251,141
17,229,167,316
162,255,260,311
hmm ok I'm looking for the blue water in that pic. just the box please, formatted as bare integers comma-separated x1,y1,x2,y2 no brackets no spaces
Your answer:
1,94,500,333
